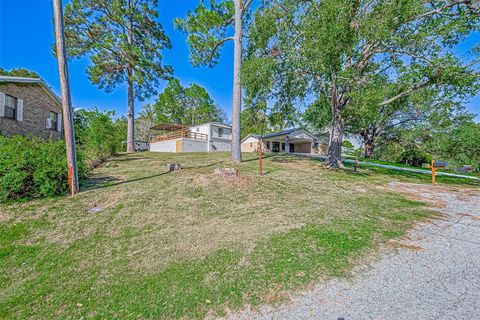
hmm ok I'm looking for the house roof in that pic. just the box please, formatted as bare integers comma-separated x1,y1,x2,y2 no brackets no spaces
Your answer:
150,123,187,131
190,122,232,129
241,134,262,143
262,128,301,139
241,128,316,143
0,76,62,107
151,122,232,131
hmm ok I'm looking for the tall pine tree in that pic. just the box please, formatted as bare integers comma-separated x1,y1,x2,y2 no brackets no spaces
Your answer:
62,0,172,152
175,0,256,162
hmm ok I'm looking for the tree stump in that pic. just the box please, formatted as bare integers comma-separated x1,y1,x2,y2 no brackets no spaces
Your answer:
167,163,181,171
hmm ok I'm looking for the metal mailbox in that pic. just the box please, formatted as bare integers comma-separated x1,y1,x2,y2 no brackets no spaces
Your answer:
433,161,447,168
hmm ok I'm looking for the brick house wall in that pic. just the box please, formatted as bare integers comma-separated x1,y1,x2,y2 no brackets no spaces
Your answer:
0,82,63,140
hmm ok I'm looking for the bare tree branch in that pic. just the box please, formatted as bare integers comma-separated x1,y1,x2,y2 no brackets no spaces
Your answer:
379,82,429,106
207,36,234,62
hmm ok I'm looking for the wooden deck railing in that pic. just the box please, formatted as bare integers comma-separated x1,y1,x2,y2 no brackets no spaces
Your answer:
150,129,208,143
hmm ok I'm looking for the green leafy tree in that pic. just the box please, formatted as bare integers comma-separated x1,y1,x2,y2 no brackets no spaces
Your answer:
240,105,270,138
246,0,480,168
62,0,172,152
74,108,125,161
175,0,257,162
153,78,225,125
0,67,40,78
135,104,156,142
344,78,478,158
427,116,480,169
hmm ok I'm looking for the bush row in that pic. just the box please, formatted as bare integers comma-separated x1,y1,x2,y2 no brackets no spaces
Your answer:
0,109,126,202
0,136,87,202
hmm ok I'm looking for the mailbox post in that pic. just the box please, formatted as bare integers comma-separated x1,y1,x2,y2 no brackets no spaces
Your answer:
431,160,436,185
431,160,447,185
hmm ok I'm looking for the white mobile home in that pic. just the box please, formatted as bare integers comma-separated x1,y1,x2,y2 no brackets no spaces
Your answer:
149,122,232,153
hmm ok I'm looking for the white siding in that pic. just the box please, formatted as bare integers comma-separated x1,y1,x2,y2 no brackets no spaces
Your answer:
189,124,209,135
211,125,232,140
210,140,231,152
150,139,208,153
182,139,208,152
150,140,178,152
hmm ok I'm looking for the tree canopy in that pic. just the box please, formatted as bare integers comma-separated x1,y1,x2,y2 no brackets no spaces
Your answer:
245,0,480,168
0,67,40,78
152,78,225,126
62,0,172,152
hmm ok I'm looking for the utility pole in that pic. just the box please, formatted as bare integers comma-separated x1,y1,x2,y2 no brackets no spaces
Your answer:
53,0,79,195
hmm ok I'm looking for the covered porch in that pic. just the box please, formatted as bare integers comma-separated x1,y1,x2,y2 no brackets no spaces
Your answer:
150,123,208,143
262,129,316,154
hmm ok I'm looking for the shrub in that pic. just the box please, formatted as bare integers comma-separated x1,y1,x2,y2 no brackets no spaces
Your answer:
398,148,432,167
342,140,354,149
74,108,126,165
373,143,404,162
0,136,86,202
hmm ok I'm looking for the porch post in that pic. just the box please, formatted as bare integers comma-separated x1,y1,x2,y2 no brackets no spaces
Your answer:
285,136,290,153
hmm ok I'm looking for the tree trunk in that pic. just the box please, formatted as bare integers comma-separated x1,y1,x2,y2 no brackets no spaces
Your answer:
127,68,135,152
231,0,243,163
364,139,375,158
325,104,345,169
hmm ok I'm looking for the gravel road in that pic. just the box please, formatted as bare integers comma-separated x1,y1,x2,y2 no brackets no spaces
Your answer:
226,183,480,320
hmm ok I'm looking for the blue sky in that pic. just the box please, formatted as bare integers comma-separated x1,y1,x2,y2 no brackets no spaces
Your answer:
0,0,479,122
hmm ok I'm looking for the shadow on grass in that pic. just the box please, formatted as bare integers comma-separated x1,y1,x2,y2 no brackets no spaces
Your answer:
83,161,234,192
241,153,276,163
108,156,147,162
83,171,172,191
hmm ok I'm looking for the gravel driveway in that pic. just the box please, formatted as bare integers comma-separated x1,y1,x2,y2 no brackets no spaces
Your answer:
226,183,480,320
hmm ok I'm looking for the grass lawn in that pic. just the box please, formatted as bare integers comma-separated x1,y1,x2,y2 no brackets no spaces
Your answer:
0,152,459,319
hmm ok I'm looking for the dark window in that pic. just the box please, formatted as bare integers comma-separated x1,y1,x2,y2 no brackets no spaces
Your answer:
4,95,17,119
266,141,270,149
49,112,58,130
272,141,280,152
218,128,223,137
282,143,285,151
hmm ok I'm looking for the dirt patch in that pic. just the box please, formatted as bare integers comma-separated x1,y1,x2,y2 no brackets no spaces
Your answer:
387,239,423,251
381,182,478,210
0,212,9,222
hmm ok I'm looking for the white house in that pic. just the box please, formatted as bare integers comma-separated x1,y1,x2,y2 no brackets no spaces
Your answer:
241,128,318,154
149,122,232,153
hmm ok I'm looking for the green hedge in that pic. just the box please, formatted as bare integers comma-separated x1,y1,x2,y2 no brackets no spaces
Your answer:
0,136,87,202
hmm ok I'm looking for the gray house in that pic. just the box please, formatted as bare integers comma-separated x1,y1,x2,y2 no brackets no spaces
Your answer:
0,76,63,140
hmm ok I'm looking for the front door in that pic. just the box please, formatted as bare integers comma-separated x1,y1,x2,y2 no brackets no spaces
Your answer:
289,143,294,153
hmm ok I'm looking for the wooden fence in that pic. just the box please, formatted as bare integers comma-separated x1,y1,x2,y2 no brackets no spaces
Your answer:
150,129,208,143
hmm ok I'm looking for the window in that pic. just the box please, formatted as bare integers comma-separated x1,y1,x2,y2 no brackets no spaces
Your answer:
196,127,199,132
4,95,17,119
250,142,253,148
218,128,224,137
282,143,285,151
266,141,270,149
49,112,58,130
